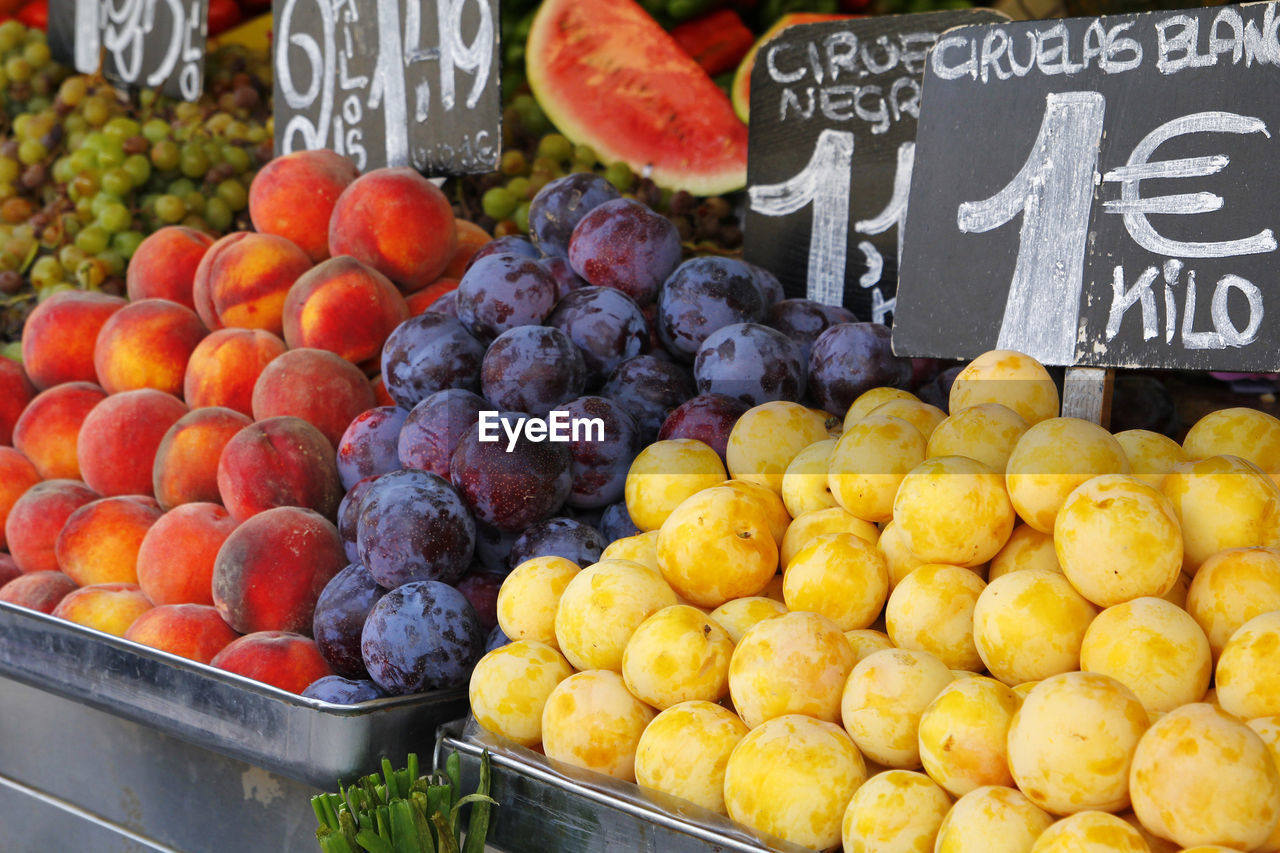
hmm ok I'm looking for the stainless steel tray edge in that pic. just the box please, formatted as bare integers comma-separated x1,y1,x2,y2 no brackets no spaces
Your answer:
0,601,468,788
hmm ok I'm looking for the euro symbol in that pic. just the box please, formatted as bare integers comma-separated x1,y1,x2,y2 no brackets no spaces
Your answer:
1101,111,1277,259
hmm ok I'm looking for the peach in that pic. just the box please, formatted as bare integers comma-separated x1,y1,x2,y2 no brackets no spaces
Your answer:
136,502,237,606
209,630,335,694
54,496,164,587
77,389,189,497
328,167,458,292
5,479,99,573
12,381,107,480
0,356,35,445
442,220,492,279
211,506,346,634
125,226,215,310
152,407,253,509
281,256,410,364
182,327,287,416
0,554,20,587
372,374,395,407
247,149,359,262
92,299,208,396
51,582,153,637
251,348,377,449
216,416,343,523
406,278,460,316
0,571,78,613
191,231,313,334
20,289,127,390
0,448,40,551
123,603,240,663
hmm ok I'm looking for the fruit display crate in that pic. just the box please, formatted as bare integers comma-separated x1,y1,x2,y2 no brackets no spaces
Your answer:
0,600,468,852
438,718,815,853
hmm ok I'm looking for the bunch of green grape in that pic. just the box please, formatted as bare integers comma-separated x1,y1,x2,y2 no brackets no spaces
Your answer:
0,19,71,131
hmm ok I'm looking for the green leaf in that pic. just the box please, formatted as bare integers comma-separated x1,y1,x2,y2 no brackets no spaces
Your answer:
460,751,494,853
430,813,461,853
354,827,395,853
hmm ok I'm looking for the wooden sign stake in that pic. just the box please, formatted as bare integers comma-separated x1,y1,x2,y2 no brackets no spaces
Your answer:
1061,367,1113,427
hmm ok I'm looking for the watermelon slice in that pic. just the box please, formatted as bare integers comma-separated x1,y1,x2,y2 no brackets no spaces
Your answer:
526,0,749,196
730,13,856,124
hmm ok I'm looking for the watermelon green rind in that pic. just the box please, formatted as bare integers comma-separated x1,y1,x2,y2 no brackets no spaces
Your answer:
526,0,749,197
731,13,855,124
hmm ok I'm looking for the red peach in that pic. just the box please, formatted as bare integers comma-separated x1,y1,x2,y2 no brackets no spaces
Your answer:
20,290,127,390
328,168,458,292
248,149,359,263
123,603,240,663
0,555,19,587
52,582,153,636
372,374,395,408
441,219,492,279
136,502,237,606
0,571,78,613
216,416,343,523
182,327,287,416
0,447,40,551
55,496,164,586
0,356,35,445
77,389,189,497
211,506,346,634
12,381,108,480
281,256,410,364
152,406,253,509
93,298,208,396
5,479,99,573
251,348,377,449
210,630,335,694
125,226,215,310
191,231,313,335
405,277,460,316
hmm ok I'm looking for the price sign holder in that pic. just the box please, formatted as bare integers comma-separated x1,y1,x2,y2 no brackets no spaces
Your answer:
742,9,1008,325
273,0,502,175
895,1,1280,386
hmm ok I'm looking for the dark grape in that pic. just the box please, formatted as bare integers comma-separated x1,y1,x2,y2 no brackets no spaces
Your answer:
398,389,487,478
356,469,476,589
312,563,388,679
472,519,520,574
546,286,649,389
508,516,608,570
557,395,639,509
766,298,858,365
361,580,484,694
657,257,767,362
808,322,913,416
337,475,381,563
599,500,641,541
455,253,559,339
916,364,964,413
464,234,541,273
567,198,682,306
380,313,486,408
454,566,507,633
600,354,696,444
484,624,511,653
301,675,387,704
694,322,806,406
527,172,621,258
426,290,459,317
744,260,784,305
658,393,750,462
450,414,573,533
480,325,587,418
541,255,588,300
335,406,409,490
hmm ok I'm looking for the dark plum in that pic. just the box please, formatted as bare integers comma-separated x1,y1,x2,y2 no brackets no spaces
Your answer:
360,580,484,694
915,364,964,413
743,260,785,305
528,173,622,259
694,322,806,406
508,517,608,570
301,675,387,704
808,322,913,416
547,287,649,389
450,415,572,533
380,313,486,409
484,624,511,653
335,406,408,490
657,257,767,362
599,500,641,541
426,290,459,317
464,235,541,273
398,389,487,478
766,298,858,365
600,355,696,444
472,519,519,573
541,256,589,300
567,198,682,306
480,326,587,418
658,393,750,462
356,469,476,588
559,395,639,509
454,566,506,633
455,254,558,339
312,563,388,678
337,475,381,562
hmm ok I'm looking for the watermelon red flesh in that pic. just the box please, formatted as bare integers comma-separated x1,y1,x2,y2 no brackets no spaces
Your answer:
526,0,749,197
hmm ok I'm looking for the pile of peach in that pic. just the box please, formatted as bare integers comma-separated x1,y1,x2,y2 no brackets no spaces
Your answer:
0,152,489,695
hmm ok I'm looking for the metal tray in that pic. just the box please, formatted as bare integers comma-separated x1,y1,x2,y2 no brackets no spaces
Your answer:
438,718,819,853
0,601,468,789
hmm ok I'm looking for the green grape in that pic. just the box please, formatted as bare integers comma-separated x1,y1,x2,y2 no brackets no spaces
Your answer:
573,145,598,166
37,282,76,301
604,161,635,192
103,116,140,140
246,126,266,144
513,201,531,234
98,249,125,276
100,167,133,197
82,97,112,127
69,173,98,203
155,195,186,224
167,178,196,197
81,131,108,152
122,154,151,186
76,257,107,288
29,256,63,289
536,134,573,163
151,139,180,172
507,176,531,199
0,157,18,184
52,157,75,184
12,114,31,139
530,156,559,178
222,146,250,173
58,245,88,270
180,214,210,233
500,150,527,177
90,193,123,218
142,119,170,143
215,178,247,211
64,113,88,134
137,89,157,109
183,192,206,216
97,145,126,170
75,225,110,255
4,57,32,84
23,41,51,69
111,230,144,259
204,197,233,231
58,76,88,107
205,112,232,134
66,131,87,151
173,102,201,123
74,196,95,223
525,174,550,199
179,145,210,179
17,139,46,166
68,148,97,174
0,67,9,91
26,95,51,113
482,187,518,220
98,203,132,233
224,121,250,141
0,21,23,52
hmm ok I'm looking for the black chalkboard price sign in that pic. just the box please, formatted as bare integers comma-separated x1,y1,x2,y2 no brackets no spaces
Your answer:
895,1,1280,372
743,9,1008,325
48,0,209,100
273,0,501,175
